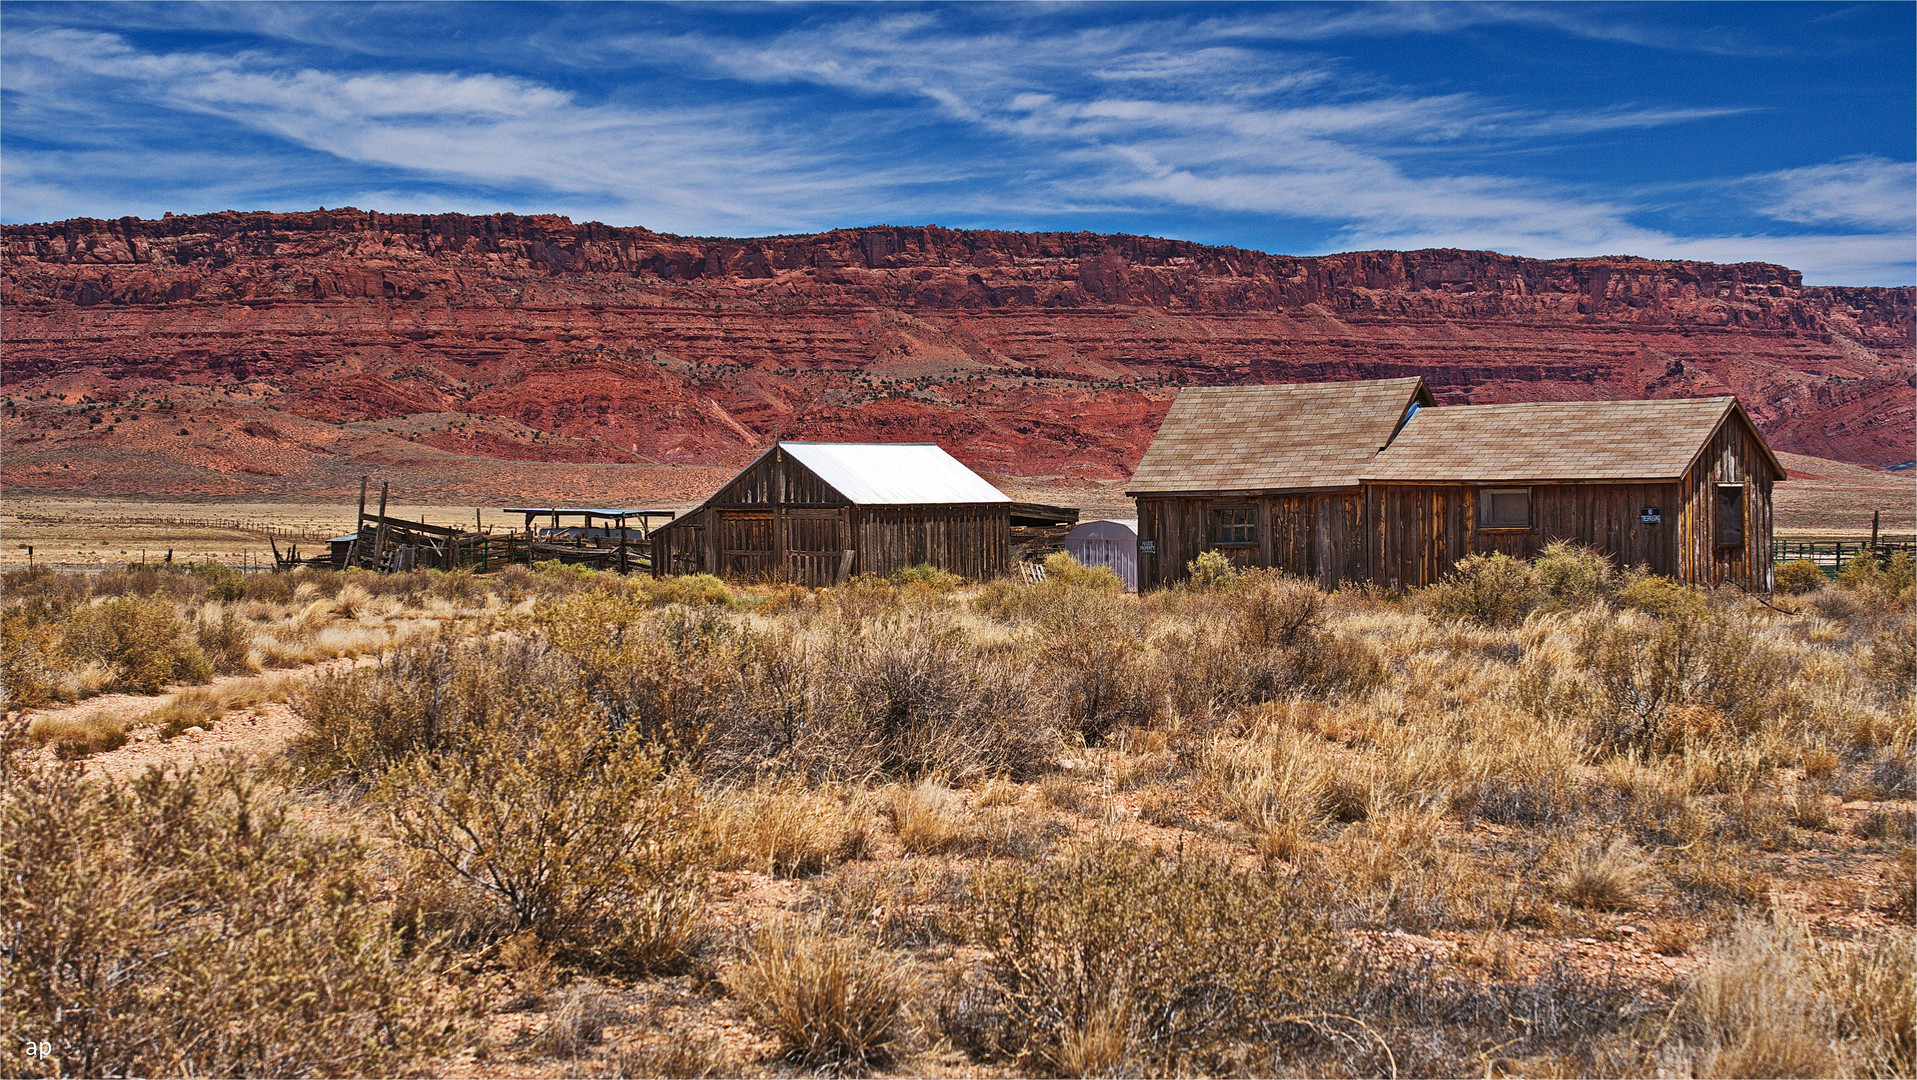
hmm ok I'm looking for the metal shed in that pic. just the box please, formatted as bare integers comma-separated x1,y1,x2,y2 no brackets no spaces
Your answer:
1064,519,1139,591
651,441,1013,585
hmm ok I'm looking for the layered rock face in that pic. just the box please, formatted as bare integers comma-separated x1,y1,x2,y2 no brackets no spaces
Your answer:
3,209,1911,498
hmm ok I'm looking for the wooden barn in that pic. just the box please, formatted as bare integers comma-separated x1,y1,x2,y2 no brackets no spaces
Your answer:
1128,378,1782,592
1361,396,1782,591
1127,377,1433,590
651,442,1013,585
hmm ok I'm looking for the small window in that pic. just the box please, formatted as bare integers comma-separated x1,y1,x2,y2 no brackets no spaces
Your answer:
1716,484,1745,547
1481,487,1531,529
1210,506,1256,546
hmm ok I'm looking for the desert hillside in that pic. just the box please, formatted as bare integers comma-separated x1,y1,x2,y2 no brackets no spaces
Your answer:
3,210,1912,500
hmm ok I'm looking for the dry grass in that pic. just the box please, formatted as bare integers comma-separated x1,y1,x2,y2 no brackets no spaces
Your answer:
887,780,982,856
713,782,872,877
25,711,128,758
726,918,916,1069
1559,836,1650,910
142,673,299,738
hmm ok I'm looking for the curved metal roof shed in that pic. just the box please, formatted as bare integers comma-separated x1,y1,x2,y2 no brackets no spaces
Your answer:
1064,518,1139,591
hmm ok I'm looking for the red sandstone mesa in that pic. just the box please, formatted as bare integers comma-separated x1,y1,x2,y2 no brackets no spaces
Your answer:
2,209,1910,498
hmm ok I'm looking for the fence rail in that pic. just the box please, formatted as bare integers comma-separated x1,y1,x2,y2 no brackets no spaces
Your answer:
1774,538,1915,577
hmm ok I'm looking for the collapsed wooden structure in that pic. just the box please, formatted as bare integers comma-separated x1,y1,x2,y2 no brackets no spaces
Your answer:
272,480,676,574
1128,377,1783,591
651,442,1031,585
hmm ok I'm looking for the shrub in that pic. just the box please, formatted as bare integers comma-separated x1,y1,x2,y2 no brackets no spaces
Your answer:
1042,551,1124,592
195,607,257,674
1533,541,1616,608
1185,549,1239,591
1617,572,1709,621
1,612,65,709
789,609,1057,783
637,572,736,607
966,838,1342,1076
1034,586,1148,743
378,705,711,973
60,595,211,694
728,918,915,1069
0,752,458,1078
293,635,583,785
1775,559,1829,595
893,563,961,590
1837,549,1916,599
1423,552,1539,627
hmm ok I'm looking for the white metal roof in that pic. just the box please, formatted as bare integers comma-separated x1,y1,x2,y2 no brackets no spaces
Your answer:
1066,518,1138,541
779,442,1011,505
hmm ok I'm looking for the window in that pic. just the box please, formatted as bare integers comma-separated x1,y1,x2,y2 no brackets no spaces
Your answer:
1480,487,1531,528
1210,506,1256,546
1716,484,1745,547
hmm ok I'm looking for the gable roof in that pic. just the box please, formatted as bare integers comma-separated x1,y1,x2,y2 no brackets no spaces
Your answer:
1126,377,1430,495
1363,397,1782,482
779,442,1010,505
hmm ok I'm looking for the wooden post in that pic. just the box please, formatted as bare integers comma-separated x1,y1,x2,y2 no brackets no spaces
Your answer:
1871,509,1881,550
618,519,629,575
346,476,369,568
371,481,391,572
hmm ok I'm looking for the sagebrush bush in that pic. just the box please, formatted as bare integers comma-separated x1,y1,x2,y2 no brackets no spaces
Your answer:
61,594,211,694
294,634,584,785
967,838,1342,1076
1423,552,1539,627
378,701,712,973
1532,541,1616,608
0,745,458,1078
1,612,65,709
1775,559,1829,595
893,562,962,590
194,607,257,674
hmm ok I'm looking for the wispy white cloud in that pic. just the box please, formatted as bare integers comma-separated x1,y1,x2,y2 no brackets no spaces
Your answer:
1755,156,1915,230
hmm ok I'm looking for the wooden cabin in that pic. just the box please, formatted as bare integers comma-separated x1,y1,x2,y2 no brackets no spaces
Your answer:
1129,378,1782,591
1127,378,1433,590
651,442,1012,585
1361,397,1782,590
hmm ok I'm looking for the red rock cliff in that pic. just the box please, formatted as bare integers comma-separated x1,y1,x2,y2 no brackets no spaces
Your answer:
3,209,1911,497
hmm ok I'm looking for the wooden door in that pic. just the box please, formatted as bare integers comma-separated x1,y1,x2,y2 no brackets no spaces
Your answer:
718,512,776,580
784,512,848,587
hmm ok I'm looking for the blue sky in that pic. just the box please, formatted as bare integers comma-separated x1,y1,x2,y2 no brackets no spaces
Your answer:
3,2,1912,284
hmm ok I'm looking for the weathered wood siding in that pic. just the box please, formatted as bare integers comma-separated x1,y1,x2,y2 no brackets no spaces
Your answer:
852,506,1010,580
1362,482,1685,589
1676,413,1778,590
1135,492,1364,590
652,447,1010,585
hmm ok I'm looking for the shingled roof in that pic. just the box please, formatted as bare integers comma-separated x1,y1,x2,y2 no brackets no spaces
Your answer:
1363,397,1782,482
1126,377,1430,495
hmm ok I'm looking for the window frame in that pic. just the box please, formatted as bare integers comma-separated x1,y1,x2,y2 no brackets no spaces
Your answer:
1715,482,1746,548
1209,504,1258,547
1479,486,1532,530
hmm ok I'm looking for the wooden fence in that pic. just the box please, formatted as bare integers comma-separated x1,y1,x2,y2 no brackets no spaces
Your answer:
1774,538,1916,577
